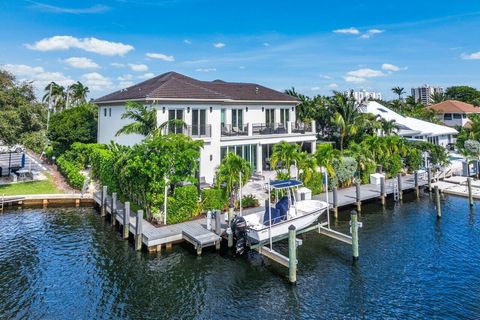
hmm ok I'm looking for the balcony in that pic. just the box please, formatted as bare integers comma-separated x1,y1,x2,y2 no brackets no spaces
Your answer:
221,121,316,139
221,124,248,137
162,124,212,138
252,123,287,135
291,122,312,134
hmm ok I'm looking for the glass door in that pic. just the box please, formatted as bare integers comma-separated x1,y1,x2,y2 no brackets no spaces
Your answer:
192,109,207,136
265,109,275,126
232,109,243,129
280,108,290,126
168,109,184,134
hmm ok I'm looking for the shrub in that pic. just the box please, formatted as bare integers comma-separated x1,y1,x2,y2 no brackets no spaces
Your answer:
56,155,85,189
381,154,403,178
239,194,259,209
167,185,199,224
21,130,48,154
304,171,323,195
331,157,357,188
90,147,118,193
201,188,228,211
405,148,422,172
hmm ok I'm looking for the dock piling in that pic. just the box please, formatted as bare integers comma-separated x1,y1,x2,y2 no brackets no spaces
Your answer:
427,167,432,192
111,192,117,226
414,171,419,198
101,186,107,217
434,186,441,218
288,225,297,284
206,211,212,231
123,202,130,239
355,182,361,212
227,206,234,248
467,178,474,207
380,176,386,205
214,210,221,236
332,187,338,219
135,210,143,251
397,173,403,201
351,210,359,260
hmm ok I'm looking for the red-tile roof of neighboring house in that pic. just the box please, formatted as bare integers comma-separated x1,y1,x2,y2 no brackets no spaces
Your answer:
429,100,480,113
95,71,298,104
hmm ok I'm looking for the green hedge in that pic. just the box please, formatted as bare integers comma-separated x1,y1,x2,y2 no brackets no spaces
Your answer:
201,188,228,211
56,155,85,189
90,147,118,193
167,185,199,224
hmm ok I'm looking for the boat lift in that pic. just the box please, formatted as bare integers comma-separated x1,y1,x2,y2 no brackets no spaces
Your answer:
251,169,362,283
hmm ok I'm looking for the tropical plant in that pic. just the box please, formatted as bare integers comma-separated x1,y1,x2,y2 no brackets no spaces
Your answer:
445,86,480,104
314,143,341,177
331,157,357,188
430,92,446,104
68,81,89,105
392,87,406,100
115,101,158,137
379,118,399,136
270,141,301,175
215,152,252,208
43,82,66,112
329,92,362,150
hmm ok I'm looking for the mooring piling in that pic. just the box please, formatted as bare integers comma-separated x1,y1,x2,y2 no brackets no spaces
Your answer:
467,178,474,207
123,202,130,239
288,225,297,284
135,210,143,251
351,210,359,260
397,173,403,201
434,186,441,218
214,210,221,236
355,181,361,212
414,171,420,198
332,187,338,219
111,192,117,226
101,185,107,217
427,167,432,192
380,176,386,205
206,211,212,231
227,205,234,248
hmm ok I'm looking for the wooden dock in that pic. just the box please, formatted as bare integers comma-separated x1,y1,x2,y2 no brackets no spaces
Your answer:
93,190,222,254
0,193,94,211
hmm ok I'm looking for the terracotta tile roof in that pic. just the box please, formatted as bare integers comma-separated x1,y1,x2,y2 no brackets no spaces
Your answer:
95,71,298,103
429,100,480,113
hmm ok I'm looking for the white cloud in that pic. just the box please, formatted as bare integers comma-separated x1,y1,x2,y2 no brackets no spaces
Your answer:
239,66,246,69
81,72,112,91
344,76,366,83
184,39,191,44
128,63,148,72
195,68,216,72
26,35,134,56
63,57,99,69
138,73,155,79
333,27,360,35
328,83,338,88
2,63,73,89
145,52,175,61
360,29,384,39
118,81,134,88
29,3,110,14
461,52,480,60
347,68,385,78
320,74,332,80
263,42,270,47
213,42,226,48
117,74,133,81
110,62,125,68
381,63,401,71
311,86,321,91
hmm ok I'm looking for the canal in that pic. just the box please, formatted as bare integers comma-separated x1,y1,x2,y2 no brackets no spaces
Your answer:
0,193,479,319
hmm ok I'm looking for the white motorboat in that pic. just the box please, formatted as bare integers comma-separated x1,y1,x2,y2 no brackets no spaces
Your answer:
232,179,328,246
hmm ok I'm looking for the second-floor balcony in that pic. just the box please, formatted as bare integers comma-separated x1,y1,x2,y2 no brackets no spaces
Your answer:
163,124,212,139
221,121,316,138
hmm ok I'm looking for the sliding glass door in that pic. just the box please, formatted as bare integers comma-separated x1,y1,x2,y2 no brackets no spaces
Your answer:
192,109,206,136
168,109,184,134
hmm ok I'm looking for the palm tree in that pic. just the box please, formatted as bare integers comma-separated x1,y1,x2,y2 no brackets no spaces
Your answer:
392,87,405,100
379,119,400,136
329,92,362,150
430,92,446,104
314,143,341,177
43,82,66,112
297,152,317,185
216,152,252,207
159,118,187,134
68,81,89,105
270,141,301,174
115,101,158,137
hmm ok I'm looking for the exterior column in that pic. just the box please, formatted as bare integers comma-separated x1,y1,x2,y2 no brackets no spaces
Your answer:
287,121,292,134
311,120,316,133
247,122,253,136
311,141,316,154
256,143,262,174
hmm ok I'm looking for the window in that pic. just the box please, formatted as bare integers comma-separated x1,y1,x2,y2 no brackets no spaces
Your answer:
168,109,184,133
109,108,112,117
104,108,107,117
232,109,243,128
220,144,257,171
444,113,452,120
453,113,461,119
265,109,275,126
192,109,207,136
280,108,290,126
221,109,226,128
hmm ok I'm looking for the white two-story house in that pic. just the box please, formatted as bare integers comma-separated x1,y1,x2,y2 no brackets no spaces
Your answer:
95,72,317,184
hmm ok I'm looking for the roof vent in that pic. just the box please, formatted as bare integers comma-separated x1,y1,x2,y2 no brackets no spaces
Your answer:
255,86,259,94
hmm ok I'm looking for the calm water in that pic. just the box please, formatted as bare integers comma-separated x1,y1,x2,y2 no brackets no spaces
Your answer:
1,194,479,319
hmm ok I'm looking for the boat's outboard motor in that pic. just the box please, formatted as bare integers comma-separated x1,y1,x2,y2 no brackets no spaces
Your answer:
231,215,248,255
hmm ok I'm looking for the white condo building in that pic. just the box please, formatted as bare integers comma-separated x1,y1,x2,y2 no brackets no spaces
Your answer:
95,72,317,184
346,89,382,102
411,85,444,105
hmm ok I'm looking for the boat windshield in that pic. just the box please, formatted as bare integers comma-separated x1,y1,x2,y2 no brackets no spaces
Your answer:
268,179,302,190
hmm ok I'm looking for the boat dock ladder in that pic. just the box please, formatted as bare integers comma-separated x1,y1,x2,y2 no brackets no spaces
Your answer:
393,180,400,202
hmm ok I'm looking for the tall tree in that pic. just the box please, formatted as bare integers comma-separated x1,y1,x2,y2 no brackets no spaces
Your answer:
379,119,399,136
328,92,363,150
430,91,446,104
445,86,480,104
68,81,89,106
270,141,301,175
43,82,66,112
115,101,158,137
215,152,252,208
392,87,406,100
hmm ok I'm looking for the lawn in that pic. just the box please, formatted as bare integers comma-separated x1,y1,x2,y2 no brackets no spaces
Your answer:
0,175,61,196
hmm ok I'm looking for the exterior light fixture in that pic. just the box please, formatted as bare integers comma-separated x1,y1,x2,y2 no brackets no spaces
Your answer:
210,107,213,113
187,107,190,113
292,106,295,111
262,107,264,112
210,154,213,161
162,107,165,113
246,107,249,112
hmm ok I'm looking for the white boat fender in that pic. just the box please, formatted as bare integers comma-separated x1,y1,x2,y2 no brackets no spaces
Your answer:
226,227,232,235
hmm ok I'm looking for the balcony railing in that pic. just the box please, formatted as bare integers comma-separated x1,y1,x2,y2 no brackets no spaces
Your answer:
252,123,287,135
291,122,313,134
162,124,212,138
221,124,248,137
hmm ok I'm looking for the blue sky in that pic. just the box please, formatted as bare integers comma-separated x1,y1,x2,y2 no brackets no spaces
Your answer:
1,0,480,99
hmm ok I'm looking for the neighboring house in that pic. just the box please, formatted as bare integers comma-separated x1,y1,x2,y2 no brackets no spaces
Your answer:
411,85,444,105
429,100,480,128
94,72,316,184
362,101,458,147
346,89,382,102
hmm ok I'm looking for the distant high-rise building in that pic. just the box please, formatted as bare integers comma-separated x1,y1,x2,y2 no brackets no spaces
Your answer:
345,89,382,102
411,85,444,105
